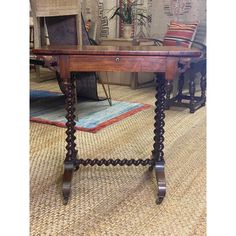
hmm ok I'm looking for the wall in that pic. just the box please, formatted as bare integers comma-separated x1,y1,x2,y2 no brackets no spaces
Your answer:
150,0,206,38
81,0,206,40
81,0,119,39
81,0,153,39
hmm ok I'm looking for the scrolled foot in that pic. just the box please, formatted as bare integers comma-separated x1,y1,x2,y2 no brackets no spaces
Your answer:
155,162,166,204
62,162,74,204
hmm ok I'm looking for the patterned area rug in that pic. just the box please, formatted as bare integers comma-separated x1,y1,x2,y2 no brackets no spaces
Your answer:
30,90,151,133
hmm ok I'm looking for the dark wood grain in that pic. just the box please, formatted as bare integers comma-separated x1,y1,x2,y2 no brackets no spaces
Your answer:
32,45,201,205
69,55,167,73
32,45,201,57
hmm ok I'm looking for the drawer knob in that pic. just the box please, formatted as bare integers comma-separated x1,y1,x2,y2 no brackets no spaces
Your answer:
115,57,120,62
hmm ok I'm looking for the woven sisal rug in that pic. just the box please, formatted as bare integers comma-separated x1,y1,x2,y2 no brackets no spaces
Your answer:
30,102,206,235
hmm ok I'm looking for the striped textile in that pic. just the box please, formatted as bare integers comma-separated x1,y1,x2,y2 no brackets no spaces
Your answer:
30,90,151,133
163,21,199,48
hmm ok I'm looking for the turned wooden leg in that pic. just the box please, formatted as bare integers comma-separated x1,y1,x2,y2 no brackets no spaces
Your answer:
165,79,173,110
62,77,79,205
200,61,206,106
177,72,185,102
189,70,196,113
151,73,167,204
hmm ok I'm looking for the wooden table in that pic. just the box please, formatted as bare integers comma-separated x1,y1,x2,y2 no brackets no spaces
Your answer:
99,38,156,88
32,45,201,205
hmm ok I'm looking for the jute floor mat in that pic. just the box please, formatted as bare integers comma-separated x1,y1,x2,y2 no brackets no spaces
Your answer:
30,104,206,236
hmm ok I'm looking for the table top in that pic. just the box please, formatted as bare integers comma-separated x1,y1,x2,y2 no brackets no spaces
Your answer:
32,45,201,58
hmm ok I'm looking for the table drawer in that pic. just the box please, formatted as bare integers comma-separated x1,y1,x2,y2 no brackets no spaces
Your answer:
69,55,166,72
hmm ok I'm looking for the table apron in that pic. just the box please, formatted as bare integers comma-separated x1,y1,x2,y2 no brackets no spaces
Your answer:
68,55,167,73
